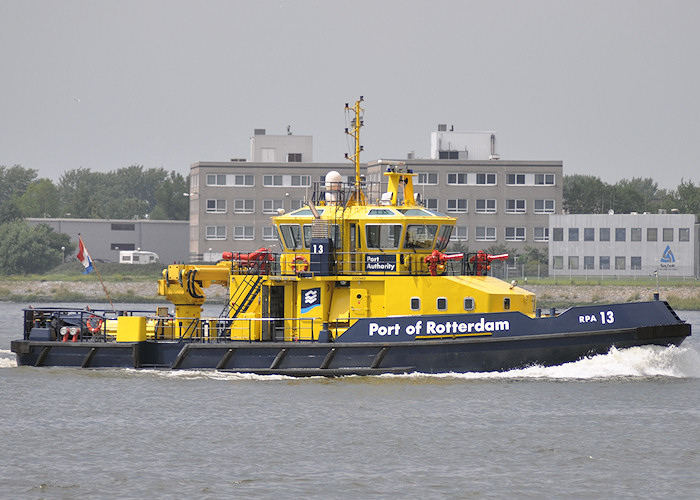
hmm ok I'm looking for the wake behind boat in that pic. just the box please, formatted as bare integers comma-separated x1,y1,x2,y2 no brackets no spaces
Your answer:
11,99,691,375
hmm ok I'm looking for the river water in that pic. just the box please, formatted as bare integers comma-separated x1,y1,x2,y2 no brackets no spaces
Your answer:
1,302,699,499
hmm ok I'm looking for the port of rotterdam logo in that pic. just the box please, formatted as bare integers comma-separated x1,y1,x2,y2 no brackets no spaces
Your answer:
301,287,321,313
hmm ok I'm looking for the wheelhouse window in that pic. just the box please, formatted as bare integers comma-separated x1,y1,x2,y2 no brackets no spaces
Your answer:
404,224,438,249
435,225,453,250
279,224,304,249
365,224,402,249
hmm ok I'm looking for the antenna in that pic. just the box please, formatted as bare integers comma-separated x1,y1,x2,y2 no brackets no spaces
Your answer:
345,97,365,205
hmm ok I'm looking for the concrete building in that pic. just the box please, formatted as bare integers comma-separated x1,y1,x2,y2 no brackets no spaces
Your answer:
26,218,189,264
548,213,700,277
190,127,562,259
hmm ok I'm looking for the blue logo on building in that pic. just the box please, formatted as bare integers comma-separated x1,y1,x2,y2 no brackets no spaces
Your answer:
301,287,321,313
660,245,675,263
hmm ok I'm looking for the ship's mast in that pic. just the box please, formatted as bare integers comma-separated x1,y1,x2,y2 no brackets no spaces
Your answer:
345,97,365,205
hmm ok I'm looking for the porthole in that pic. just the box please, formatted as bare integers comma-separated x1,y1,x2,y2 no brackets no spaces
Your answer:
437,297,447,311
410,297,421,311
503,297,511,310
464,297,475,311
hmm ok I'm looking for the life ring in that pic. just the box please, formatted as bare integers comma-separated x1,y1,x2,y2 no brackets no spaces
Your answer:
291,256,309,273
86,316,103,333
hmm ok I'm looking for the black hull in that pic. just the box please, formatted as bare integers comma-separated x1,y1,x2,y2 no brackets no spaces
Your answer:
12,321,691,376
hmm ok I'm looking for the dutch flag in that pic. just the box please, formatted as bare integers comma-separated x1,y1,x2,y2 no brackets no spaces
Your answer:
77,236,94,274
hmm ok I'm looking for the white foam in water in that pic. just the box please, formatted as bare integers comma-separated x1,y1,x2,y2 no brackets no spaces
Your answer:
401,344,700,381
0,349,18,368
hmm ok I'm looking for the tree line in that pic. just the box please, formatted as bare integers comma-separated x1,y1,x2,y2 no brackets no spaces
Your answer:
563,175,700,215
0,164,189,274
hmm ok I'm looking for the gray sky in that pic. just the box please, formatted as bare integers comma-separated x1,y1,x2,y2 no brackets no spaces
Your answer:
2,0,698,189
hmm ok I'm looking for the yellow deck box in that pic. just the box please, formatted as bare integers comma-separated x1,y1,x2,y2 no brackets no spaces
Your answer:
116,316,147,342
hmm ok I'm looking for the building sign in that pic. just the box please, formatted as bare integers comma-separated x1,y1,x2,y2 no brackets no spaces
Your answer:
659,245,676,270
365,254,396,273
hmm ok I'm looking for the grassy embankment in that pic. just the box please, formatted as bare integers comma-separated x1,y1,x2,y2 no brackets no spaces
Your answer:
1,263,699,309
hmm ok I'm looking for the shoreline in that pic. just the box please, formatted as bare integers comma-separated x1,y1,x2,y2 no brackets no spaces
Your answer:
1,279,699,310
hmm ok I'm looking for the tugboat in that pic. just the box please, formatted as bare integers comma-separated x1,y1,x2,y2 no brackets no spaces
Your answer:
11,99,691,375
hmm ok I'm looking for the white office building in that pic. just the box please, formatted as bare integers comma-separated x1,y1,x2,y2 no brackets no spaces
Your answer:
549,213,700,277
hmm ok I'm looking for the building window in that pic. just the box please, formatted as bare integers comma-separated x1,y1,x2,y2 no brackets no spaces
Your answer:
584,256,595,270
599,256,610,270
439,151,459,159
233,226,255,240
452,226,468,241
535,173,555,185
506,173,525,185
416,172,438,185
475,226,496,241
234,199,255,214
679,228,690,242
568,228,579,241
505,227,526,241
615,256,626,270
663,228,674,241
424,198,438,211
505,199,526,214
615,228,626,241
552,227,563,241
534,227,549,242
262,226,277,241
447,199,468,213
631,227,642,241
111,223,135,231
475,199,496,213
287,153,302,162
568,256,579,270
263,199,284,214
584,228,595,241
533,199,555,214
263,175,283,186
631,256,642,270
290,199,304,211
291,175,311,186
206,199,227,213
647,227,658,241
553,256,564,270
206,225,226,240
476,173,496,185
206,174,226,186
447,173,468,185
600,228,610,241
111,243,135,251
